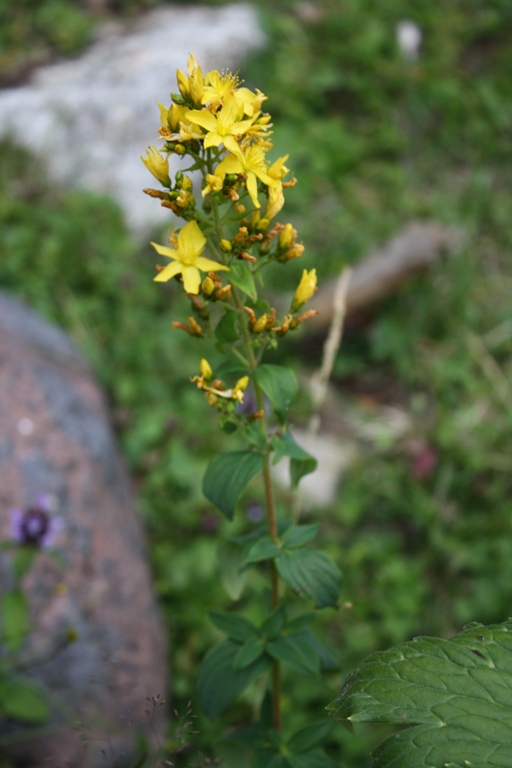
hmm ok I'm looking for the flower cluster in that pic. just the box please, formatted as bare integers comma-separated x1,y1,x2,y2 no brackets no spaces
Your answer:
142,53,318,408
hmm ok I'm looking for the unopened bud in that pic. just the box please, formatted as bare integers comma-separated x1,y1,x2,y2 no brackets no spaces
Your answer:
236,204,246,214
202,276,215,296
252,314,268,333
175,144,186,155
279,223,294,250
176,69,189,98
220,239,232,252
200,359,212,380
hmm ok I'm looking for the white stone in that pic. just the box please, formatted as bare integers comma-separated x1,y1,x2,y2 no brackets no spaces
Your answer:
0,4,265,234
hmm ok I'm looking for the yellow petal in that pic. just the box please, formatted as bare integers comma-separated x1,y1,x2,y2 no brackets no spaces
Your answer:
246,173,260,209
181,265,202,294
154,261,183,282
150,241,177,259
194,256,229,272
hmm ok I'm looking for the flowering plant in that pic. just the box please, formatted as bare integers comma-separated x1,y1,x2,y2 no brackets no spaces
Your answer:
143,54,342,765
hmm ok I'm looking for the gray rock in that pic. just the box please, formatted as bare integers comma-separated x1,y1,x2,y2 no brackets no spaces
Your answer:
0,4,265,234
0,291,168,766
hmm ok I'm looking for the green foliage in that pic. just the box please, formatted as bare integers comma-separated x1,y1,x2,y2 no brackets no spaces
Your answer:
203,451,265,520
331,620,512,768
252,365,299,425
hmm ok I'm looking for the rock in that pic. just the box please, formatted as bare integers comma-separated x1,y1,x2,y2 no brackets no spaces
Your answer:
0,4,265,234
0,290,168,766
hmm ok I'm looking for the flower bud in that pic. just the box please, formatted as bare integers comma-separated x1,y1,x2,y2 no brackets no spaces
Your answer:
182,175,193,191
292,269,317,310
202,276,215,296
175,144,186,155
279,223,294,250
141,146,169,185
252,314,268,333
200,359,213,380
177,69,189,98
220,239,232,252
233,376,249,401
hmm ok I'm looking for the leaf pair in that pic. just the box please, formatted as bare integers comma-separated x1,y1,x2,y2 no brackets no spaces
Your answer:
198,609,332,718
245,527,342,609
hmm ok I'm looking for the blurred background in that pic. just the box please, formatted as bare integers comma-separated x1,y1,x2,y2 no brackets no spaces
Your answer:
1,0,512,764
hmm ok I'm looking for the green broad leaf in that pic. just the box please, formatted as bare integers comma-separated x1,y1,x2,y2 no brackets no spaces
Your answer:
215,309,240,343
2,590,28,650
1,679,49,723
228,262,257,301
245,536,282,563
233,637,266,669
331,620,512,768
267,634,320,676
274,432,318,488
203,450,264,520
282,524,320,549
261,607,287,640
252,365,298,425
276,549,342,608
243,421,268,452
196,639,271,719
255,754,288,768
287,720,334,754
209,612,258,642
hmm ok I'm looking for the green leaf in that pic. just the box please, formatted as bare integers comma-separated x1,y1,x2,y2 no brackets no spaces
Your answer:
203,450,264,520
300,628,340,671
233,637,266,669
261,607,287,640
252,365,298,425
287,720,334,753
274,432,318,488
1,679,49,723
267,634,320,676
282,524,320,549
197,639,271,719
215,309,240,343
245,536,282,563
331,620,512,768
276,549,342,608
228,262,257,301
2,590,28,650
243,421,268,452
209,612,258,642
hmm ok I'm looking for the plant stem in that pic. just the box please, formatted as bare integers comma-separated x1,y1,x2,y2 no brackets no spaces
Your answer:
210,191,282,732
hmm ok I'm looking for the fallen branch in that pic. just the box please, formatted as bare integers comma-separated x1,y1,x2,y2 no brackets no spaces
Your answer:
309,221,464,333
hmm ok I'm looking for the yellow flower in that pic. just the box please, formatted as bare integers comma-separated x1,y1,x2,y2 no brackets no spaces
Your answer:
202,173,224,197
152,220,228,294
215,145,278,209
186,94,256,154
292,269,317,310
232,375,249,402
201,69,240,105
141,146,169,185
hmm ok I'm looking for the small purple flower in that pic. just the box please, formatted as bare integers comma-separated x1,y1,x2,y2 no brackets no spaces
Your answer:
246,502,264,524
9,494,63,548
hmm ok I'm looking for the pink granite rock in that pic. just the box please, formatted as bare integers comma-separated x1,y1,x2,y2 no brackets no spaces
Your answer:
0,290,168,766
